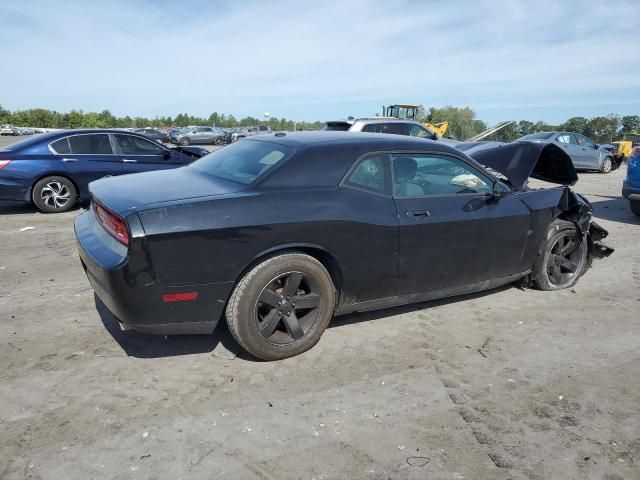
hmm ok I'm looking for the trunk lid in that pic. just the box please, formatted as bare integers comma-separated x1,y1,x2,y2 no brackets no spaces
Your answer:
89,166,245,215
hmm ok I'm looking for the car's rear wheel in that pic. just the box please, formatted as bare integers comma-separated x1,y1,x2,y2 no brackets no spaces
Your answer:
32,176,77,213
600,157,613,173
532,220,590,291
179,137,191,146
226,253,336,360
630,199,640,216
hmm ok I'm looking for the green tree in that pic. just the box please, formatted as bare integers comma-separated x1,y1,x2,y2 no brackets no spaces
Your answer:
587,115,619,143
517,120,534,137
427,106,484,140
561,117,589,135
621,115,640,134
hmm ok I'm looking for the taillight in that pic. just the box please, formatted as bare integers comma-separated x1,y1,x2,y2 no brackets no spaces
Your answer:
0,160,11,169
92,200,129,246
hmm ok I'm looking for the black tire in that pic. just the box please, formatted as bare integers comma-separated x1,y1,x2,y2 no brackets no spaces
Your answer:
630,199,640,216
532,219,590,291
32,176,77,213
226,253,336,360
600,156,613,173
179,137,191,146
214,137,223,145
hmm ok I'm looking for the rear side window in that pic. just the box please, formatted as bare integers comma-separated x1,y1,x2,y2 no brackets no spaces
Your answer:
557,134,576,145
362,123,408,135
50,137,71,154
191,140,293,184
69,134,113,154
343,155,389,194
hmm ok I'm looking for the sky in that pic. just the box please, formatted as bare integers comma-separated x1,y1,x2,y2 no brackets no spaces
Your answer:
1,0,639,125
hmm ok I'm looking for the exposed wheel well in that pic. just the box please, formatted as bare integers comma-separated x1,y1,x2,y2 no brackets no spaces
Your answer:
238,246,343,293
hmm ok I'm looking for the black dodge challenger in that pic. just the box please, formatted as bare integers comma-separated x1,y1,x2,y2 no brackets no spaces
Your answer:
75,132,613,360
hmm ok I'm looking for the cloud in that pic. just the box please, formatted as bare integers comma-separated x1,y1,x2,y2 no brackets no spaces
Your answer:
1,0,639,123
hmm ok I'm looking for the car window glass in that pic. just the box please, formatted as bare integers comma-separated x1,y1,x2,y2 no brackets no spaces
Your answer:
191,140,293,184
408,124,433,138
50,137,71,154
392,154,491,197
69,134,113,154
578,135,595,147
344,155,388,194
557,134,571,144
115,134,164,155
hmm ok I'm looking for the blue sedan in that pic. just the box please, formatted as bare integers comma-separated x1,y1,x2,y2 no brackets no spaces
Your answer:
0,129,208,212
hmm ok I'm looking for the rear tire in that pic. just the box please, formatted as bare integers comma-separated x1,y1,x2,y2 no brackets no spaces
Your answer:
600,157,612,173
532,220,590,291
226,253,336,361
32,176,77,213
630,199,640,216
179,137,191,146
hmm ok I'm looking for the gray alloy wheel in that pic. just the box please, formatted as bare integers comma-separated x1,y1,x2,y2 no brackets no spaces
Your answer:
179,137,191,146
601,157,612,173
533,220,589,291
32,176,77,213
214,136,223,145
226,253,336,360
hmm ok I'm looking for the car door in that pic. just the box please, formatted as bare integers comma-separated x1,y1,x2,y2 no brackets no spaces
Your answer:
575,134,600,169
391,152,531,295
555,133,584,168
51,133,123,190
113,133,185,174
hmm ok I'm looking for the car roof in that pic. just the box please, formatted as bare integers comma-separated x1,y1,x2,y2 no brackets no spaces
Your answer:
247,131,456,152
3,128,162,152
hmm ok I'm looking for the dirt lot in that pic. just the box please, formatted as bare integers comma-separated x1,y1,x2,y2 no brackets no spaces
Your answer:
0,137,638,479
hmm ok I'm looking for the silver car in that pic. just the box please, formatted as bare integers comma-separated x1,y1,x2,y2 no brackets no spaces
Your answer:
324,118,460,146
518,131,616,173
231,125,272,142
172,126,226,146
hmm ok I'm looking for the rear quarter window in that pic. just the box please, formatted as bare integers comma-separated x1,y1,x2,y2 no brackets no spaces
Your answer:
50,137,71,154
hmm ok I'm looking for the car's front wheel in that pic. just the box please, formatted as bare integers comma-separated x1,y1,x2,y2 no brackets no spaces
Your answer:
532,220,590,291
226,253,336,360
179,137,191,146
32,176,77,213
600,156,613,173
630,199,640,216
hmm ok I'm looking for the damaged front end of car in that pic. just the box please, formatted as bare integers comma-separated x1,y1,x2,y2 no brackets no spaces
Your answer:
460,140,615,262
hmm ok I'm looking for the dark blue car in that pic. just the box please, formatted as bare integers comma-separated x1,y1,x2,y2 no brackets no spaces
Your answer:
0,129,208,213
622,146,640,216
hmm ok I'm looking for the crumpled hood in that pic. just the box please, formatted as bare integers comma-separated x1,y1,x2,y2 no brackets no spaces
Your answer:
457,141,578,188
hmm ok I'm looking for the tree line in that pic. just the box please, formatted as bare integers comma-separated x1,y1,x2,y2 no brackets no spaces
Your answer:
0,105,325,132
1,104,638,144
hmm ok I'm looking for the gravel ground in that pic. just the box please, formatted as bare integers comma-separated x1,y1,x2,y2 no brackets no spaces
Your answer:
0,136,638,479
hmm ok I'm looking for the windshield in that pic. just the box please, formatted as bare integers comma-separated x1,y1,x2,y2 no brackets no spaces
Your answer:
518,132,554,141
190,140,293,184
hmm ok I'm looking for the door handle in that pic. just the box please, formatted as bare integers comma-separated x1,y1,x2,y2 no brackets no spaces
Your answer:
62,158,79,162
407,209,430,219
122,159,138,163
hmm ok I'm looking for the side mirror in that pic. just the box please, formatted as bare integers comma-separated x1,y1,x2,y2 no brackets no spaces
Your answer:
491,182,504,201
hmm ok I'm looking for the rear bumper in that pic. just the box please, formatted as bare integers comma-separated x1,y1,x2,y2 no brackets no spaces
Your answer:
75,210,232,335
0,174,31,201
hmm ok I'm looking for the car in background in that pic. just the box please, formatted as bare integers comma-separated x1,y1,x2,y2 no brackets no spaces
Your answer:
323,118,459,146
1,124,19,136
622,146,640,216
231,125,272,142
169,126,226,146
75,132,612,360
517,131,618,173
132,128,168,143
0,129,208,213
